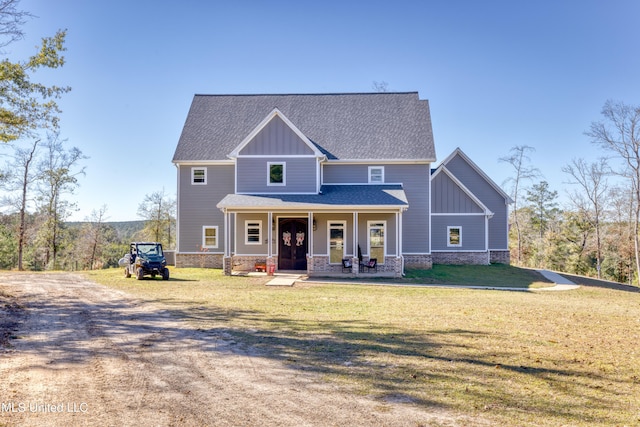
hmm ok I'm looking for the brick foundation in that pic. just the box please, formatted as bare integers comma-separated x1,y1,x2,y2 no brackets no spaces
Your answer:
432,251,489,265
490,250,511,264
176,253,223,268
403,254,433,270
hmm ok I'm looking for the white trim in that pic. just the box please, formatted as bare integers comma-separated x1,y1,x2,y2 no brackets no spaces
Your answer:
367,220,387,263
191,167,207,185
202,225,219,249
234,191,318,195
237,154,318,158
447,226,462,247
368,166,385,183
402,252,432,255
173,160,235,166
319,182,405,186
267,162,286,186
228,108,324,158
244,220,262,245
325,159,435,164
431,212,488,216
178,251,225,255
432,250,489,253
327,220,347,264
439,148,513,203
234,253,270,257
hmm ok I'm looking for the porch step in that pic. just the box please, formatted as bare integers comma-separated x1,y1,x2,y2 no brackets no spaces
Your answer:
266,274,301,287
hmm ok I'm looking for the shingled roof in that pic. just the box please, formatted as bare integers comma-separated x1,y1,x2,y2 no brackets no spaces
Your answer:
172,92,435,162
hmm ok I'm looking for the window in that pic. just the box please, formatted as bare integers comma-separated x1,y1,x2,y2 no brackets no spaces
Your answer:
202,226,218,248
268,162,285,185
368,221,386,262
245,220,262,245
368,166,384,183
328,221,346,264
448,226,462,247
192,167,207,185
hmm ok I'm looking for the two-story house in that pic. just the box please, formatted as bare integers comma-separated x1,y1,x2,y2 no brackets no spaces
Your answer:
172,92,511,277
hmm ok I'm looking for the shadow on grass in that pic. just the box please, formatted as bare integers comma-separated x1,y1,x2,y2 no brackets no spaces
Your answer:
4,274,631,426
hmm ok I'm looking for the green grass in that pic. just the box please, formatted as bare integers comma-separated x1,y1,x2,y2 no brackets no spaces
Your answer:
81,267,640,426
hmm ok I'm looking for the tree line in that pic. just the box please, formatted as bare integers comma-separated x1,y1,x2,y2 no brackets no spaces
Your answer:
502,101,640,285
0,0,176,271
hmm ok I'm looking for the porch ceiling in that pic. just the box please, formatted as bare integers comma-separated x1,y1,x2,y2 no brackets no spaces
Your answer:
217,185,408,211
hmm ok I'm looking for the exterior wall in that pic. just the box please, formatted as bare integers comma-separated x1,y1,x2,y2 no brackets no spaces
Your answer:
357,212,397,259
404,254,433,269
445,155,509,251
431,215,486,251
235,212,269,255
177,164,234,254
239,115,315,156
323,163,431,255
176,253,223,268
432,251,489,265
236,157,318,193
431,172,484,213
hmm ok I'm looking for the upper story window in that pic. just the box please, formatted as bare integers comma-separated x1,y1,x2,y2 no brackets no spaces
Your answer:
448,226,462,247
268,162,286,186
192,167,207,185
368,166,384,183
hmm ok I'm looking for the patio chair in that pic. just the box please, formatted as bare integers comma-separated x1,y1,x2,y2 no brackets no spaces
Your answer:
342,258,353,273
363,258,377,273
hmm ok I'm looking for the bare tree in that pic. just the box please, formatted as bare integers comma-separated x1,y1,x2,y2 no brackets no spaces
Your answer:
0,138,39,270
562,157,609,278
36,132,85,269
83,205,109,270
587,100,640,284
0,0,33,48
499,145,540,265
137,189,176,247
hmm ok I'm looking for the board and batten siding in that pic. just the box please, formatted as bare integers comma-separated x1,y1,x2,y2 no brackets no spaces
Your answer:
236,157,318,193
431,172,484,214
177,164,234,253
431,215,486,251
444,155,509,250
239,115,315,156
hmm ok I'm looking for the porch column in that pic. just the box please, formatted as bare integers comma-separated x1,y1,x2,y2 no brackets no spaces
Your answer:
267,211,275,271
223,209,232,275
307,211,314,275
353,211,359,275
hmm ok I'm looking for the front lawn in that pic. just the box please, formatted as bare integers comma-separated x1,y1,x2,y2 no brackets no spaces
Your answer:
82,267,640,426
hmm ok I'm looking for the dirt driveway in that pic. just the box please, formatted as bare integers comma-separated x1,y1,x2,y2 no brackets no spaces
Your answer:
0,273,471,427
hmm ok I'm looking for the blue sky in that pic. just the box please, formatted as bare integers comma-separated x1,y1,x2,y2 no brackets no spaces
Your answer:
6,0,640,221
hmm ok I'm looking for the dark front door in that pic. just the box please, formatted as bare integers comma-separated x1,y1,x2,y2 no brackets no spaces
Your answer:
278,218,308,271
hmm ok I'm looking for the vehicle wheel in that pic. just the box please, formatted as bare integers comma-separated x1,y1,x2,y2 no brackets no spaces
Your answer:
124,268,131,278
162,268,170,281
151,273,156,279
136,267,144,280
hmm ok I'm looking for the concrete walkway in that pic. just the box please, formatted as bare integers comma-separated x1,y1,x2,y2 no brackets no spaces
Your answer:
296,269,580,292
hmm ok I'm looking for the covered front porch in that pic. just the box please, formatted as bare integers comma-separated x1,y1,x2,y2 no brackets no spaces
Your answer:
217,185,408,278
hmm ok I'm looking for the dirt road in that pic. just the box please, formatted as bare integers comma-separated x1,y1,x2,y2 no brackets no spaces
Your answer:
0,273,468,427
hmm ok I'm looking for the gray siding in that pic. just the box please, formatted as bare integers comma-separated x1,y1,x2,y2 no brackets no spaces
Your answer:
431,215,486,251
431,172,484,213
322,163,431,254
358,213,397,258
239,115,315,156
235,213,269,255
445,155,509,249
311,213,354,257
236,157,318,193
178,164,234,253
322,164,368,183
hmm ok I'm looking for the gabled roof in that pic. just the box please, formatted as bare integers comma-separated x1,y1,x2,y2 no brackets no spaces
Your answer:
228,108,324,158
216,185,408,210
173,92,435,162
438,148,513,203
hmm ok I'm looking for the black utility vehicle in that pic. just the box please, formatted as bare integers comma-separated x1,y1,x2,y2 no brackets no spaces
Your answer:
119,242,169,280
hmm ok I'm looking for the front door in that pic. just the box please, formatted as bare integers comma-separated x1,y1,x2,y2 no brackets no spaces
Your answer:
278,218,308,271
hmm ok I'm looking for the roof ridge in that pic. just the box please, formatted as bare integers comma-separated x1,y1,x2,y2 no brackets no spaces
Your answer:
193,92,419,97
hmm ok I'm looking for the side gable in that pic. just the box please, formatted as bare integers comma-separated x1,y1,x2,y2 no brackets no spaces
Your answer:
431,166,491,215
229,109,323,158
440,148,513,204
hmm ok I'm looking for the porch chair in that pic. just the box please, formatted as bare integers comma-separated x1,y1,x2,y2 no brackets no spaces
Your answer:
342,258,353,273
363,258,377,273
